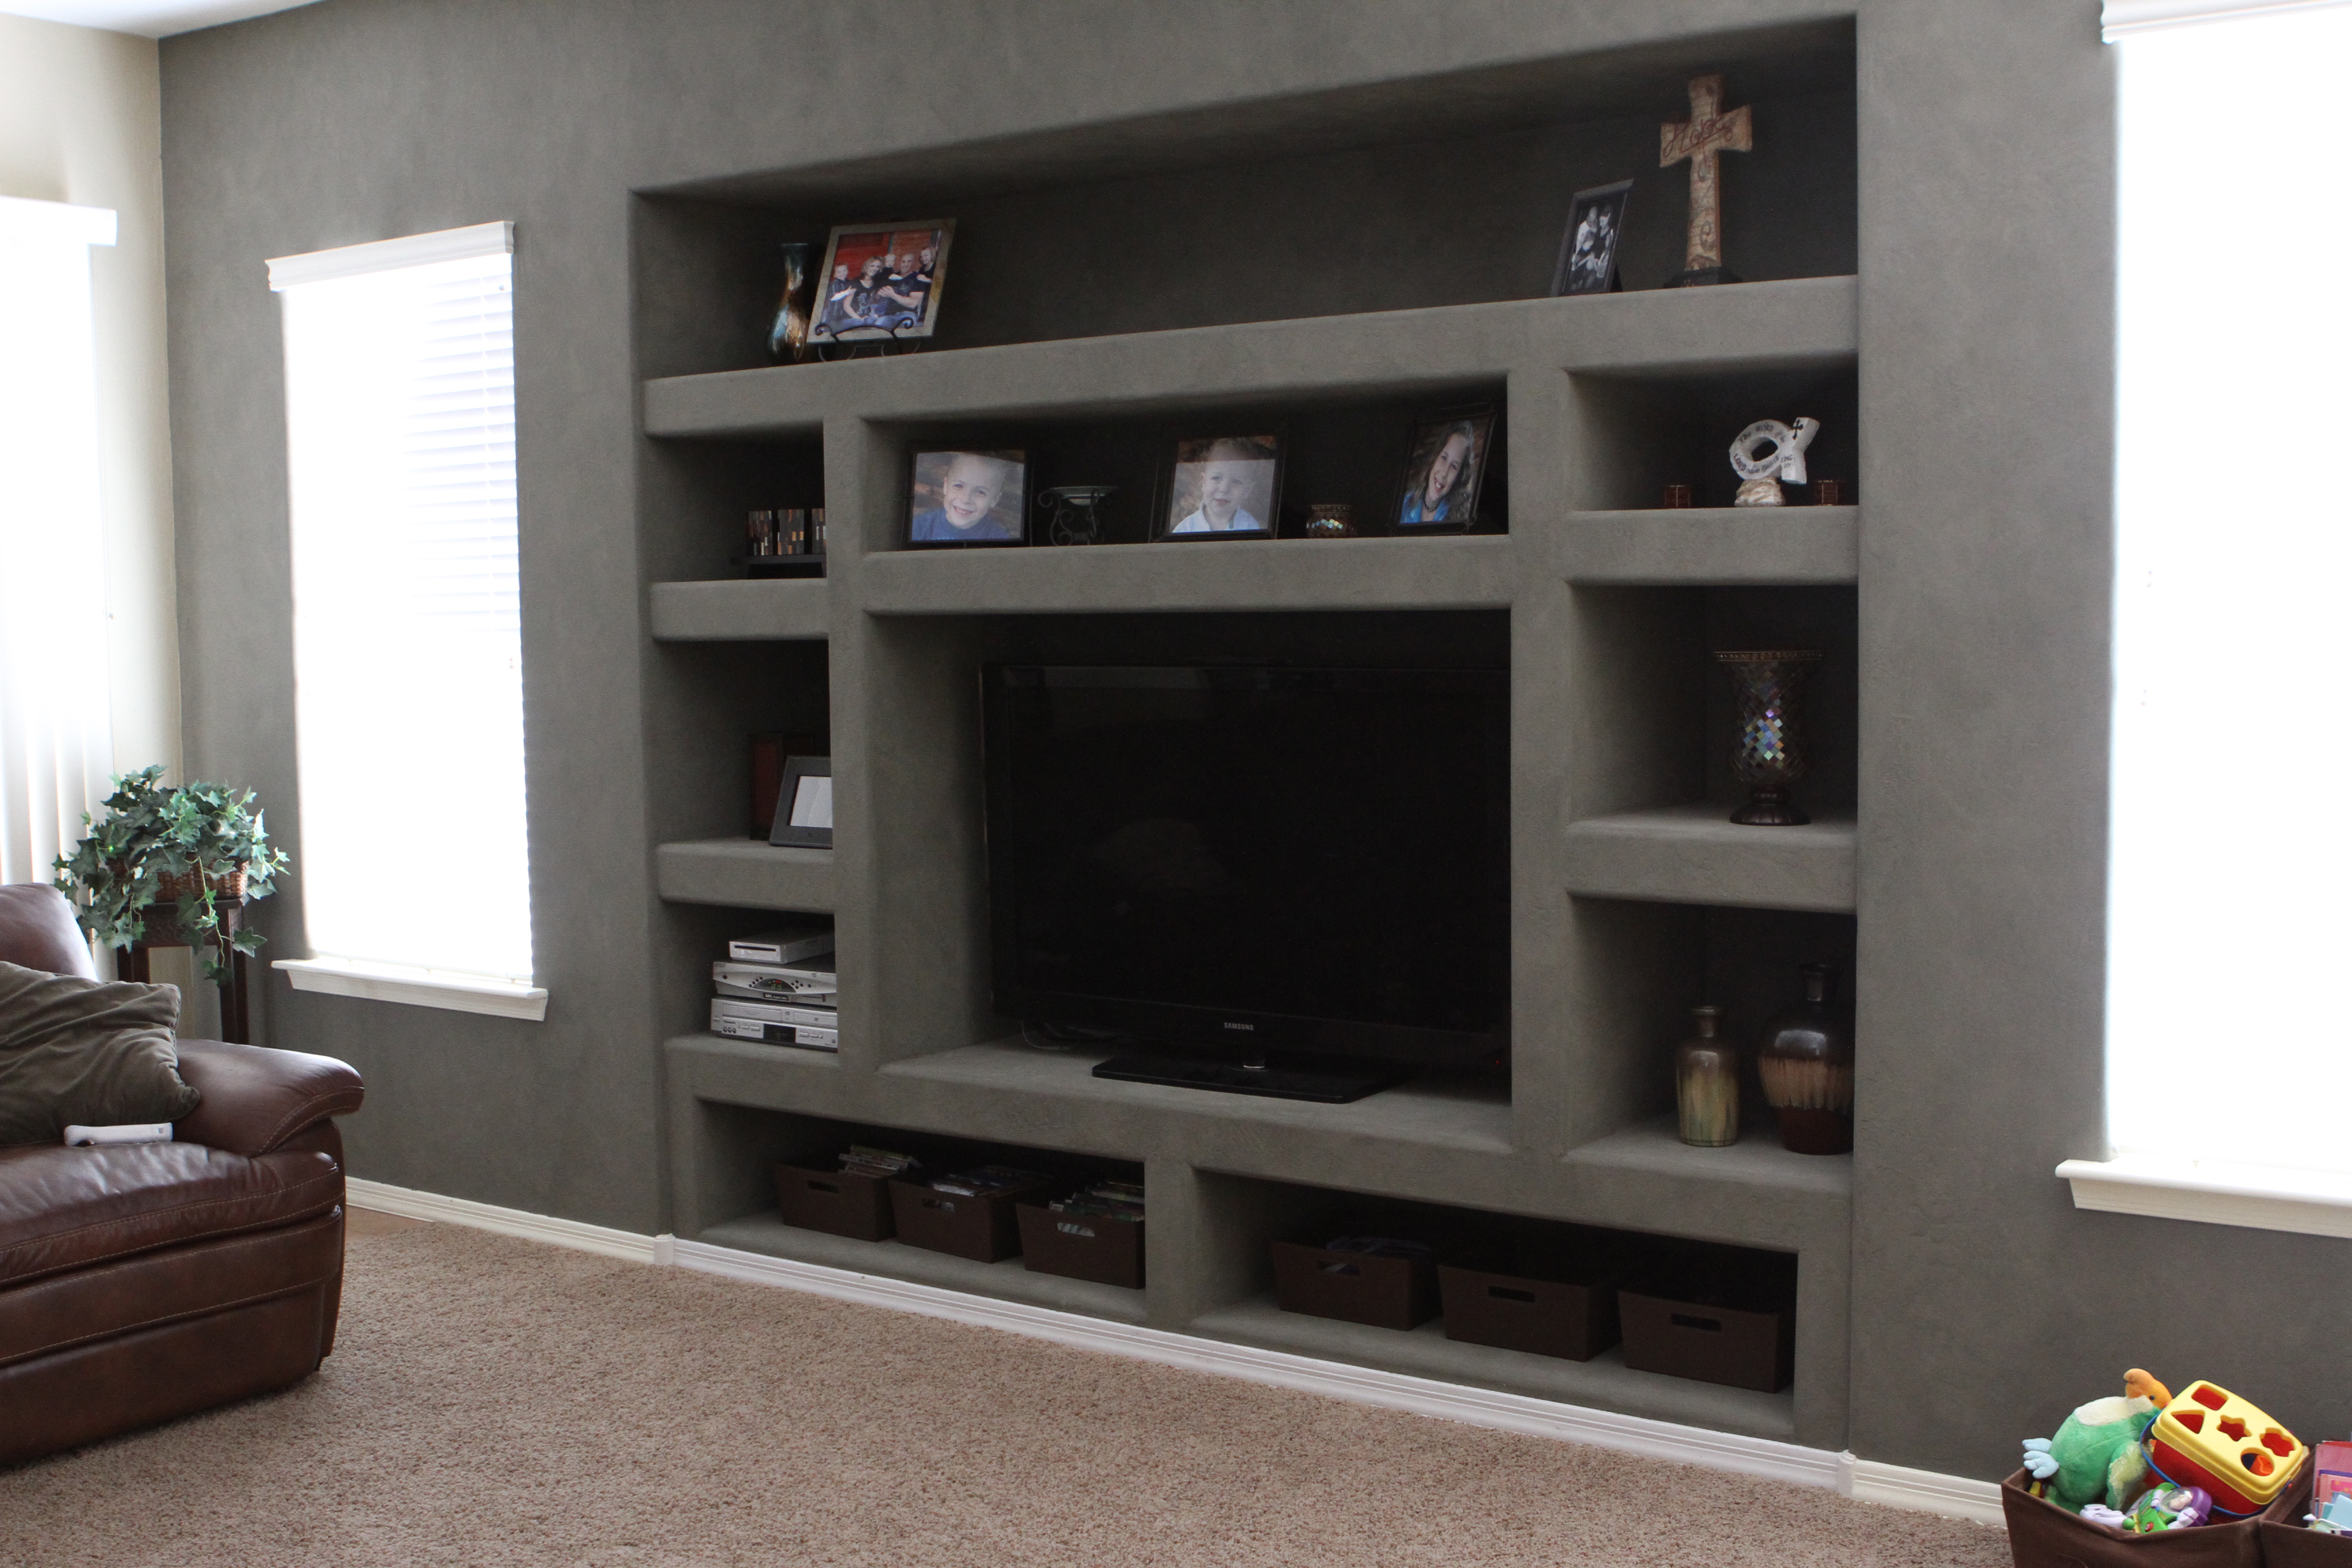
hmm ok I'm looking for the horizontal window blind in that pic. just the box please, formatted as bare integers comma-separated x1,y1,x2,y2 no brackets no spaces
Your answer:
2102,0,2350,38
2106,8,2352,1175
275,223,533,984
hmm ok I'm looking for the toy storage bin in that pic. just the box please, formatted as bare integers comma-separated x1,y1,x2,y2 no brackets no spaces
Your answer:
1437,1248,1621,1361
2259,1516,2352,1568
2002,1460,2308,1568
889,1177,1058,1262
1015,1205,1145,1289
1273,1239,1442,1331
774,1158,895,1241
1617,1250,1796,1392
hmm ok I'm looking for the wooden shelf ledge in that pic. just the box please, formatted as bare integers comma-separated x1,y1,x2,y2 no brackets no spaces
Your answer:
1563,803,1855,912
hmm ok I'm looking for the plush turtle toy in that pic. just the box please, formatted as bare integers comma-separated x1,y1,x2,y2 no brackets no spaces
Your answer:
2021,1369,2173,1513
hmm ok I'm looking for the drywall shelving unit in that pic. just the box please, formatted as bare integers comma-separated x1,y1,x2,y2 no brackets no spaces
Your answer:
637,23,1862,1454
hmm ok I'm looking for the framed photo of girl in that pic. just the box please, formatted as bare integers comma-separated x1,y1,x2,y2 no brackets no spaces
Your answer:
906,447,1028,548
811,220,953,344
1159,433,1281,541
1396,406,1496,531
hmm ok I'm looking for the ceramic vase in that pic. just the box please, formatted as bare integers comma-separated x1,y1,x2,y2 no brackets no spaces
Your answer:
1716,649,1823,826
1674,1004,1740,1147
1757,962,1854,1156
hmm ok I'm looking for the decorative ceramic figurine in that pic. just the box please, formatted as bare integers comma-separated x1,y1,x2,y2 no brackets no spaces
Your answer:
1041,485,1116,546
1757,962,1854,1155
1674,1005,1739,1147
1730,418,1820,506
766,242,815,363
1716,649,1822,826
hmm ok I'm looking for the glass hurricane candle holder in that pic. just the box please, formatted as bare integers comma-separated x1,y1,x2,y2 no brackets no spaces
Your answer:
1715,649,1823,826
1041,485,1117,546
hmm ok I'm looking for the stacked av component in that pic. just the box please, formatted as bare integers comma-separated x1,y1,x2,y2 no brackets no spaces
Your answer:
710,921,837,1050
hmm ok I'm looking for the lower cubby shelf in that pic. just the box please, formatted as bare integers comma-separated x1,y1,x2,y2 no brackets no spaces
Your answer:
700,1213,1148,1324
1190,1295,1797,1440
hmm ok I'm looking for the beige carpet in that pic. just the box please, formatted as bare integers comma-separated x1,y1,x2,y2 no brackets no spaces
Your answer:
0,1218,2008,1567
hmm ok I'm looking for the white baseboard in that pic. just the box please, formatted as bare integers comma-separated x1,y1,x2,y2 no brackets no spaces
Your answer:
348,1182,2001,1523
1847,1456,2007,1526
345,1177,674,1265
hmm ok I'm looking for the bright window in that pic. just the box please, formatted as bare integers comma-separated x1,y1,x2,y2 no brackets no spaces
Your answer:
0,197,116,886
2106,2,2352,1179
270,223,537,1003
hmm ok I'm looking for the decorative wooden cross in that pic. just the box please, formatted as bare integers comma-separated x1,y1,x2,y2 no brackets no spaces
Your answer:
1660,74,1752,283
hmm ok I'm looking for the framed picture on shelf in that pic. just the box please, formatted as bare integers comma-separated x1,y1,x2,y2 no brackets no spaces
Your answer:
1551,179,1633,296
1396,406,1496,530
811,220,953,344
768,755,834,849
1158,434,1281,540
906,448,1028,547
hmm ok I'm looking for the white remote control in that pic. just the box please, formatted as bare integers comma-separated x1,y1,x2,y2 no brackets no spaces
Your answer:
63,1123,175,1147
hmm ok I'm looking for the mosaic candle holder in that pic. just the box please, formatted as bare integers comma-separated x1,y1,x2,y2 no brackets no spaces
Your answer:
1716,649,1823,826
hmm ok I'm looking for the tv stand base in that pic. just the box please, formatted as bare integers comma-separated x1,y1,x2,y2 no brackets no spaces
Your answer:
1091,1051,1403,1104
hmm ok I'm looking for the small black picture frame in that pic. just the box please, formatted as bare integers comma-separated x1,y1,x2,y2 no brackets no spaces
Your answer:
769,755,834,848
1157,432,1282,542
1552,179,1633,297
906,447,1029,548
1396,404,1497,532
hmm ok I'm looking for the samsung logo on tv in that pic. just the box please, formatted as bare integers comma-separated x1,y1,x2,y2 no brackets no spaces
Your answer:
1222,1021,1254,1031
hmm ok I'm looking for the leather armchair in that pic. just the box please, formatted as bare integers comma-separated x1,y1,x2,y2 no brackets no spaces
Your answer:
0,883,363,1467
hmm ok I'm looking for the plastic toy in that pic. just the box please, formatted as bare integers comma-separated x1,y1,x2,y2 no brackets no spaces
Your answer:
2021,1369,2170,1512
2145,1380,2306,1517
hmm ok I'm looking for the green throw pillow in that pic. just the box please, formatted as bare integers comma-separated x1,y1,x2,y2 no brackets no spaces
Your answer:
0,960,200,1147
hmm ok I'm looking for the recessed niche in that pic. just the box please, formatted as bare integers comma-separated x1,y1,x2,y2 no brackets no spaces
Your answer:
1569,361,1859,512
642,434,826,584
646,640,830,847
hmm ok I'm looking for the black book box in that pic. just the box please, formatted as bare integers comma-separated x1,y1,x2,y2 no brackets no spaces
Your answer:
774,1159,894,1242
889,1177,1056,1262
1016,1204,1145,1289
1272,1240,1440,1332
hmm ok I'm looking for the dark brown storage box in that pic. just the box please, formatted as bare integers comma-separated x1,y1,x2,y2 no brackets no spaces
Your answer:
1437,1254,1620,1362
2003,1460,2309,1568
1618,1283,1792,1392
889,1177,1055,1262
1015,1203,1145,1289
774,1159,894,1241
1273,1240,1440,1331
2261,1506,2351,1568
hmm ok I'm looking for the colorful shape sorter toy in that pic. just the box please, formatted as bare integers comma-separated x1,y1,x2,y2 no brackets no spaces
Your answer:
2145,1381,2307,1516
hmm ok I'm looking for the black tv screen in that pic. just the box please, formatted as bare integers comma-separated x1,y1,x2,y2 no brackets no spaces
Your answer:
982,664,1509,1072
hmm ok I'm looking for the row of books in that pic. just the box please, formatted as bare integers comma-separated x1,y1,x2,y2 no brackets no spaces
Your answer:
709,921,837,1051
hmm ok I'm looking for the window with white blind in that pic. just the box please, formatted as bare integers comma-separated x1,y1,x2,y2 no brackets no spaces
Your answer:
268,222,544,1020
0,197,116,888
2065,0,2352,1234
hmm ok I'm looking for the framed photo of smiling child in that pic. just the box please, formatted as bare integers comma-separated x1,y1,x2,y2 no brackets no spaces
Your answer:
1396,406,1496,532
906,447,1029,548
1158,433,1281,542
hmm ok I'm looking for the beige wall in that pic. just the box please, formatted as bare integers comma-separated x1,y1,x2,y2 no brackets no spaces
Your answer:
0,12,180,783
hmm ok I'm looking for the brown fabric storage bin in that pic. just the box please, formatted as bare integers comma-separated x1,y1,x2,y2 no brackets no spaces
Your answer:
2003,1460,2310,1568
1272,1241,1440,1331
1015,1205,1145,1289
1618,1284,1791,1392
774,1160,895,1241
888,1178,1054,1262
1437,1254,1620,1362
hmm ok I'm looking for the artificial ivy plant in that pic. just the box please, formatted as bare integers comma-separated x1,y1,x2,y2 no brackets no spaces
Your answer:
52,765,291,983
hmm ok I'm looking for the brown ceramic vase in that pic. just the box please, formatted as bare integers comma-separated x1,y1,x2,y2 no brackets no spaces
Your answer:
1757,962,1854,1156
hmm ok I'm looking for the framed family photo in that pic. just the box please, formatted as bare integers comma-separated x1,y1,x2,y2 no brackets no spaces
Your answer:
1159,434,1281,541
1552,180,1632,297
907,448,1028,548
1396,406,1496,531
811,220,954,344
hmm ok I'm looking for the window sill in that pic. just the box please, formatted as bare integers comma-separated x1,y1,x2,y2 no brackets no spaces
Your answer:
273,958,548,1022
2056,1154,2352,1240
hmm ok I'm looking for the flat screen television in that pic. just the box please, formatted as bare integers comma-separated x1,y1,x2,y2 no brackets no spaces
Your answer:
981,664,1509,1100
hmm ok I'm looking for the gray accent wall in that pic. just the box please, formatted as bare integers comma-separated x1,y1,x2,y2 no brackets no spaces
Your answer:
157,0,2352,1480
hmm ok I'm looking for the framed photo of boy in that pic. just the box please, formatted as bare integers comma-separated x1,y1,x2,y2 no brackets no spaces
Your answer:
907,448,1028,547
1396,406,1496,530
1552,180,1632,297
811,220,953,344
1160,434,1281,541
